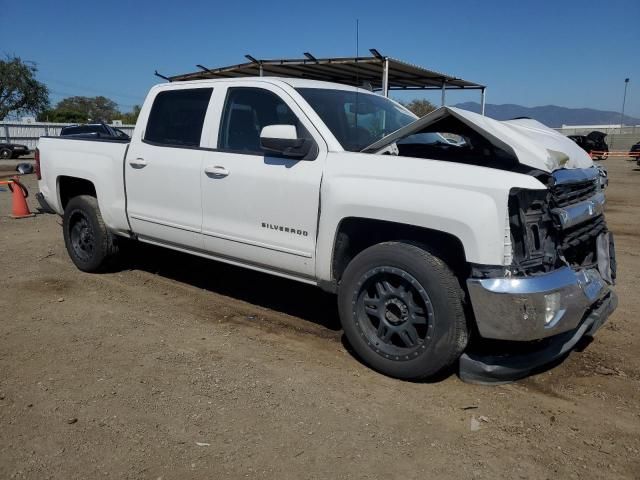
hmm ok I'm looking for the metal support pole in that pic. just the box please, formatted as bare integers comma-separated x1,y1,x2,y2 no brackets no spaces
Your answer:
480,88,486,116
3,125,9,143
619,78,629,134
259,63,264,77
441,81,446,106
382,58,389,97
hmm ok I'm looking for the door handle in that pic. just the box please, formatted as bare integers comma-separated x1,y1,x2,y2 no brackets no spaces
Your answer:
204,165,230,178
129,158,147,168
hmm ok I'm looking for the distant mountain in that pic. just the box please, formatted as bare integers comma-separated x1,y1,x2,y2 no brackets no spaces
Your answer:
453,102,640,128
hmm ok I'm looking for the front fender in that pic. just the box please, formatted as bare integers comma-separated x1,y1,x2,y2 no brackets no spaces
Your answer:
315,153,546,281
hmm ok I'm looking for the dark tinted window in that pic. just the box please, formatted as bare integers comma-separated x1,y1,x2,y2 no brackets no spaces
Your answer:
145,88,212,147
113,128,130,139
218,87,301,154
61,125,108,136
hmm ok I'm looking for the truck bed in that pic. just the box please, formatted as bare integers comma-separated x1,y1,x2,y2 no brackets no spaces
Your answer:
37,136,131,233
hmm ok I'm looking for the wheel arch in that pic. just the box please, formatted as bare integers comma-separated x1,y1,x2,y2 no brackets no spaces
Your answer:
57,176,97,211
327,217,468,290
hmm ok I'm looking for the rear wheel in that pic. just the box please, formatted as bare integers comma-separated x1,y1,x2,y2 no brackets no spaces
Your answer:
63,195,119,272
338,242,468,380
0,148,11,160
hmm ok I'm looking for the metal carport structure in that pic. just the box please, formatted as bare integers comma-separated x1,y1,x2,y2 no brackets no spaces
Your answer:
165,49,487,115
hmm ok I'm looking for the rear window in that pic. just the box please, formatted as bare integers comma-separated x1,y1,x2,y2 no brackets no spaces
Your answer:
61,125,107,136
145,88,212,147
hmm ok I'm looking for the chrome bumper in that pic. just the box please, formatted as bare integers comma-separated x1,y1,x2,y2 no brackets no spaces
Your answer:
467,267,615,341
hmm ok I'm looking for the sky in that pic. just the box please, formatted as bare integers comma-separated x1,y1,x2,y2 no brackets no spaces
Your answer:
2,0,639,117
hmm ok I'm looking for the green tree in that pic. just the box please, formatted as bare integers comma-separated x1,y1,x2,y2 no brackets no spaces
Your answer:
0,55,50,120
398,99,437,117
56,96,120,122
118,105,141,125
37,108,87,123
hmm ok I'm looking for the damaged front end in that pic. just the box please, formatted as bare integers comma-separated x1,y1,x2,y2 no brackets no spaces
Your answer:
462,166,617,383
507,167,615,280
362,106,618,383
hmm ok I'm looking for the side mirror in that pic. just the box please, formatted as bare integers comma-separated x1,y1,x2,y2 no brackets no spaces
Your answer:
260,125,312,159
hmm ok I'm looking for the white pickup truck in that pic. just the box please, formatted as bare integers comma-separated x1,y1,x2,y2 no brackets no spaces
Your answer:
36,77,617,383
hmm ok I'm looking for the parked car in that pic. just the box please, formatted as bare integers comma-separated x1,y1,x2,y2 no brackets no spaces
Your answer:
629,141,640,166
60,123,130,140
36,78,617,383
567,131,609,160
0,143,31,159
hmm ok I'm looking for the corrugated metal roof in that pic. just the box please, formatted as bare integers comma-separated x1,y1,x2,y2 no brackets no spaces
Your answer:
168,53,485,91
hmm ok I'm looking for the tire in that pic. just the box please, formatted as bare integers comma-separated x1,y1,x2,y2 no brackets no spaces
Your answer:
62,195,119,272
338,242,468,380
0,148,11,160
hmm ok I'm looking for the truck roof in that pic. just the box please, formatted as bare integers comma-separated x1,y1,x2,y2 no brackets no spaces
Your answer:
153,76,375,94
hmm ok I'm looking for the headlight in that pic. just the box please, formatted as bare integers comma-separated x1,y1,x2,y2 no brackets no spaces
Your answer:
595,165,608,190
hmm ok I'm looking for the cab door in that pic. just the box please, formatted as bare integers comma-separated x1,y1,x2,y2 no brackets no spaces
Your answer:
200,83,327,278
125,87,214,249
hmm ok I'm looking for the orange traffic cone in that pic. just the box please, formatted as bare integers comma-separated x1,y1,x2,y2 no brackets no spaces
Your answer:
9,177,34,219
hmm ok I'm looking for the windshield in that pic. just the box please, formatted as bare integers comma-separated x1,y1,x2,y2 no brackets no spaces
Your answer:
296,88,416,152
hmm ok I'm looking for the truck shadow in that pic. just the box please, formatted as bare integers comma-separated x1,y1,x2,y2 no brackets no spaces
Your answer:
120,242,593,385
123,242,464,383
124,243,460,382
125,242,342,332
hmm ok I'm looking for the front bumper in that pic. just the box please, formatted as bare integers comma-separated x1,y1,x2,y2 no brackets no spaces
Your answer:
459,291,617,384
467,265,615,341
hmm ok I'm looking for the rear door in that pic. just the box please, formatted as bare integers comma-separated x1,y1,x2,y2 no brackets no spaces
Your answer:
125,86,214,249
200,83,326,278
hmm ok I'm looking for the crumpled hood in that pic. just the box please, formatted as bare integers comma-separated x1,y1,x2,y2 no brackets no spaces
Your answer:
362,106,593,172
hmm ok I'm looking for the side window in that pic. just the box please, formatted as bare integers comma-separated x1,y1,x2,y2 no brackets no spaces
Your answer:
145,88,212,147
218,87,302,154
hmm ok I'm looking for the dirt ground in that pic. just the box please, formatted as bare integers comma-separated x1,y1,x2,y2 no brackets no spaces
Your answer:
0,157,639,479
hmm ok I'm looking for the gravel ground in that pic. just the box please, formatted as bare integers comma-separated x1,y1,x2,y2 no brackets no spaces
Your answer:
0,157,639,479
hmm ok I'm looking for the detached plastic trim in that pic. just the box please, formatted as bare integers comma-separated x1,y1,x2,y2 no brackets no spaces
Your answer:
35,192,56,214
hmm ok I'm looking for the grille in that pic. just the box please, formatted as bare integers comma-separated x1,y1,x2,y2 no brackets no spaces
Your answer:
551,180,598,208
551,176,604,267
559,215,606,252
558,209,606,269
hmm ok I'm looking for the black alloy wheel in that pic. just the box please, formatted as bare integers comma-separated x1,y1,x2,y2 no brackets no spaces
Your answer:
338,242,468,380
355,266,434,361
62,195,120,272
69,212,96,262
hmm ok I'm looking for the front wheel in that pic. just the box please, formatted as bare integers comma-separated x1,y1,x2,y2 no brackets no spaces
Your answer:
63,195,119,272
338,242,468,380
